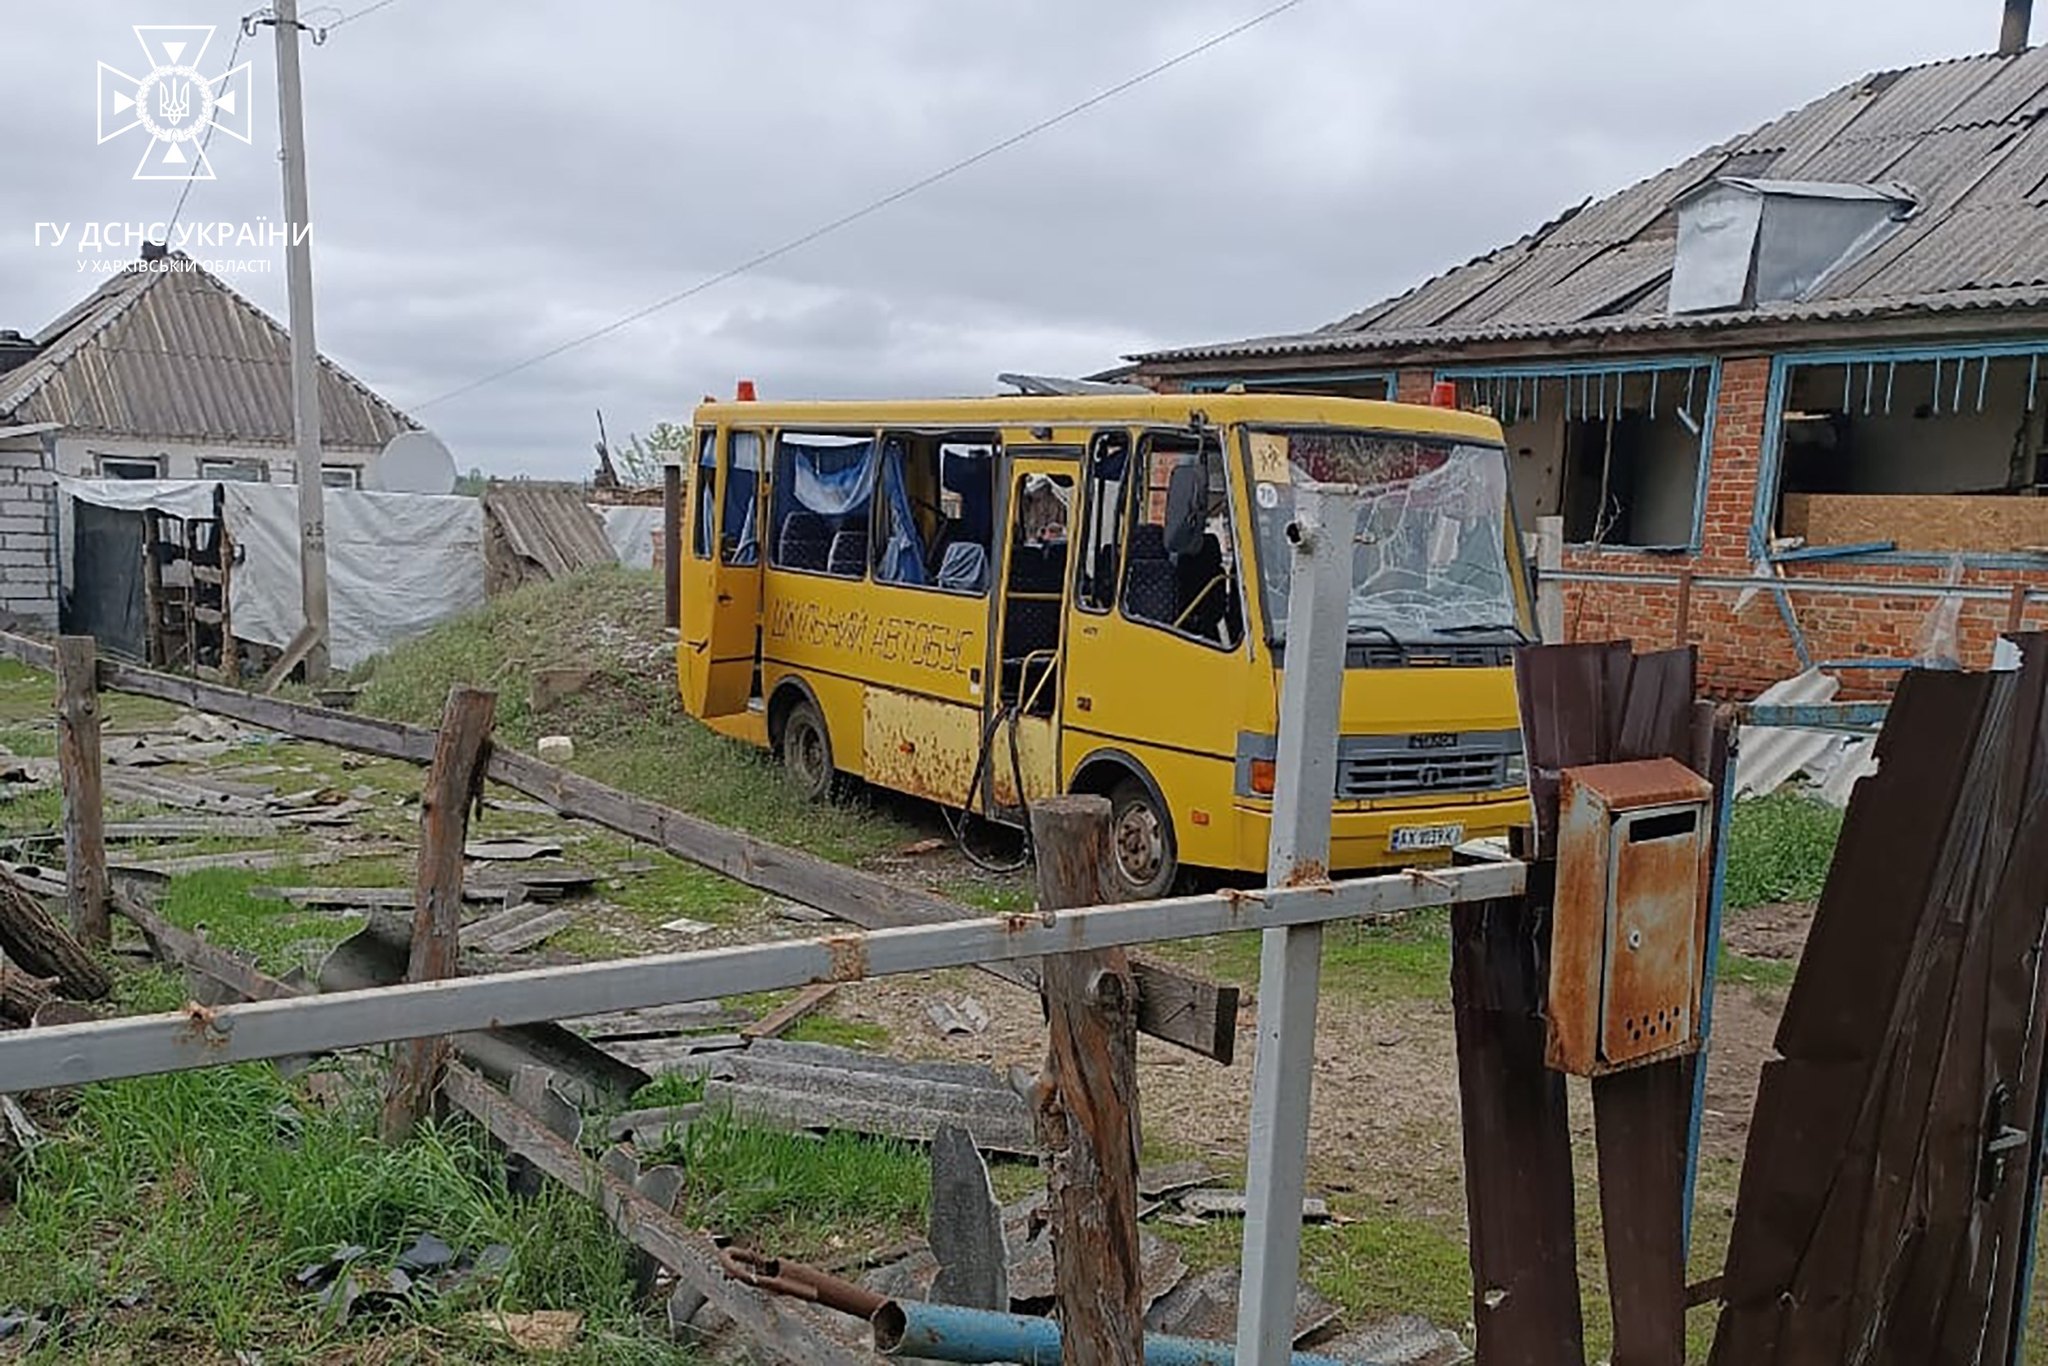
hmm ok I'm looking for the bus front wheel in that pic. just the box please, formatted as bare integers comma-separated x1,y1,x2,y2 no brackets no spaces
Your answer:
1107,777,1177,901
779,698,837,803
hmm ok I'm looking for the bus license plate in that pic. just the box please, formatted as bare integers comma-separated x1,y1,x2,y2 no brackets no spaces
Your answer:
1389,823,1464,853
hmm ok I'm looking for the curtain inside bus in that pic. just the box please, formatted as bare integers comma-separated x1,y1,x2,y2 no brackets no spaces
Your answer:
877,439,927,586
770,434,877,574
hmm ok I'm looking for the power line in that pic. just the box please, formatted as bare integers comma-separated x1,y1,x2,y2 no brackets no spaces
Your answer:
414,0,1314,411
324,0,405,30
164,14,253,240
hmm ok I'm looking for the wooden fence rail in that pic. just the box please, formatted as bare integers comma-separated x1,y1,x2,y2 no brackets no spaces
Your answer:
0,629,1234,1062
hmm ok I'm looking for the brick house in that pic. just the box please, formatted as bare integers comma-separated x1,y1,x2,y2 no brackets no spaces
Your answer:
1128,33,2048,699
0,252,414,629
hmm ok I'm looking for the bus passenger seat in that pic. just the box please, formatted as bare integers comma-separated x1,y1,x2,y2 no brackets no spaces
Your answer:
1123,523,1175,625
778,510,832,571
937,541,987,593
827,526,868,577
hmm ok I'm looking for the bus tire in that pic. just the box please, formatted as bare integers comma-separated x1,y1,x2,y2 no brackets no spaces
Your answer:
779,698,837,803
1107,776,1177,901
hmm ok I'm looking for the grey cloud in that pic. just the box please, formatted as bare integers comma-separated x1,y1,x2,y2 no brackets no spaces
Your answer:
1,1,2002,476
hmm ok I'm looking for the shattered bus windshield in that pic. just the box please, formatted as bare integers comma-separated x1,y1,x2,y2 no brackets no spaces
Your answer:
1242,428,1522,646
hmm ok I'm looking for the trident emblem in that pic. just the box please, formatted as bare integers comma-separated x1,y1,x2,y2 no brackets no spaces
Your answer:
97,27,254,181
157,79,192,126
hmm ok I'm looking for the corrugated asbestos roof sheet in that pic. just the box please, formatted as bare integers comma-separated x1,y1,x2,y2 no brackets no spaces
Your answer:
0,255,413,447
481,483,618,596
1138,47,2048,365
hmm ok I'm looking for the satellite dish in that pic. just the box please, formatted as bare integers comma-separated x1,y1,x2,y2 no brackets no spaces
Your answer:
367,430,457,495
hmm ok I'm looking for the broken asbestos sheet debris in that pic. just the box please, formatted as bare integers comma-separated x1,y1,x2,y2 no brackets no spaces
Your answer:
1175,1188,1331,1222
704,1039,1039,1154
925,994,992,1037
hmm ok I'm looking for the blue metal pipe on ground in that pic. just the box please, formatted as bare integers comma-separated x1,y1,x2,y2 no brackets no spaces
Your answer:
872,1299,1381,1365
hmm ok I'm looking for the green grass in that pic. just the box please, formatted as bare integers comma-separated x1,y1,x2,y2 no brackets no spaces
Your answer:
0,1065,680,1363
1725,793,1842,910
156,866,370,976
641,1105,929,1263
1716,944,1799,991
0,786,62,836
783,1014,891,1049
351,568,909,865
1161,907,1454,1003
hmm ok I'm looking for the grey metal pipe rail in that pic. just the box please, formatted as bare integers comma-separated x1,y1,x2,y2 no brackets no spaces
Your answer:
0,862,1524,1094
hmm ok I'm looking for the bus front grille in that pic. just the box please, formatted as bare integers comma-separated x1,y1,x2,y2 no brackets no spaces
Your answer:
1336,747,1510,799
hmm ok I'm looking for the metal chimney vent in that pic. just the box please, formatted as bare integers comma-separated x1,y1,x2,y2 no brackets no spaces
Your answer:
1668,178,1915,315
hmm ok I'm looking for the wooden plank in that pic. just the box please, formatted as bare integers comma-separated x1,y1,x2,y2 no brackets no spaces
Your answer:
443,1064,868,1366
662,463,682,630
1782,490,2048,555
383,686,496,1143
1592,647,1696,1366
1028,796,1143,1366
1592,1063,1690,1366
55,637,108,948
1449,887,1586,1366
741,982,838,1040
0,630,1235,1062
0,868,111,1001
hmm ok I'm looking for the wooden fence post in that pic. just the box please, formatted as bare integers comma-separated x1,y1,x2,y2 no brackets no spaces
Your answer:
381,685,496,1143
663,461,683,630
1028,795,1142,1366
55,636,108,948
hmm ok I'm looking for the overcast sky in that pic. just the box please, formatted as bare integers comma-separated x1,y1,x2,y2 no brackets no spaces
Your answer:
6,2,2006,478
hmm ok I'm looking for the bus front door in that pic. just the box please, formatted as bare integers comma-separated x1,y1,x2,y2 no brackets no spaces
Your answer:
680,428,764,720
986,463,1072,816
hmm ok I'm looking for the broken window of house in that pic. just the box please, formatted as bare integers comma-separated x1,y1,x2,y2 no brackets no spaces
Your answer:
1770,349,2048,556
198,458,268,482
1451,362,1714,551
97,454,163,480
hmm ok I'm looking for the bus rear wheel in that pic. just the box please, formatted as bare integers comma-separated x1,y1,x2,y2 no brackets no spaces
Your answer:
779,698,837,803
1107,777,1177,901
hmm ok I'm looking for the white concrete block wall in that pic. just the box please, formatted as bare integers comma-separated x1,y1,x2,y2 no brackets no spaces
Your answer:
0,447,58,629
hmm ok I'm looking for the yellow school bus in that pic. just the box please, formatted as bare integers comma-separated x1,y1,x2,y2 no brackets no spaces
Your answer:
676,389,1532,899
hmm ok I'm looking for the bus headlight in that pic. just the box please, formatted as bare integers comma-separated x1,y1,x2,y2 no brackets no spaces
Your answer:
1504,752,1527,787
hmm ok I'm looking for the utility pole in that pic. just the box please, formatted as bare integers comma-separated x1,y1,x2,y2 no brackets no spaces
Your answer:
271,0,330,683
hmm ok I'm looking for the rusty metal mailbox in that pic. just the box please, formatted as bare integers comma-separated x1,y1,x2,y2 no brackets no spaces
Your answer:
1547,756,1713,1076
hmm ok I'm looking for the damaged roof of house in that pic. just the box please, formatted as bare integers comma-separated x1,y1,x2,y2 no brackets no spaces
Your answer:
0,254,414,447
1137,46,2048,365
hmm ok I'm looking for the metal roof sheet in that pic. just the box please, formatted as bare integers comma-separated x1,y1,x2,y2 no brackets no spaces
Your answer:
1137,48,2048,368
0,256,412,448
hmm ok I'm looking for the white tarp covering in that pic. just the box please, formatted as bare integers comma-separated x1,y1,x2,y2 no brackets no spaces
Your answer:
597,504,660,570
223,484,484,670
56,475,221,520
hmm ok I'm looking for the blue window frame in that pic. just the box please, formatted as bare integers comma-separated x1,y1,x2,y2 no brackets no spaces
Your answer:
1437,358,1720,553
1755,340,2048,568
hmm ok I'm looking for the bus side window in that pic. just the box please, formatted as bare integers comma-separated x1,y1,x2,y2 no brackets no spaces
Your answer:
692,428,717,560
769,431,877,578
721,431,762,566
1122,432,1243,650
1076,431,1129,613
876,432,995,595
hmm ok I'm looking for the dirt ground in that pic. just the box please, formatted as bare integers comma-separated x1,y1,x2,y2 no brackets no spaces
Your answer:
835,897,1811,1228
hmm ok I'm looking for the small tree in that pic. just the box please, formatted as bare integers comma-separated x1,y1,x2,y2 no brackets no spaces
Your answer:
611,422,690,487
